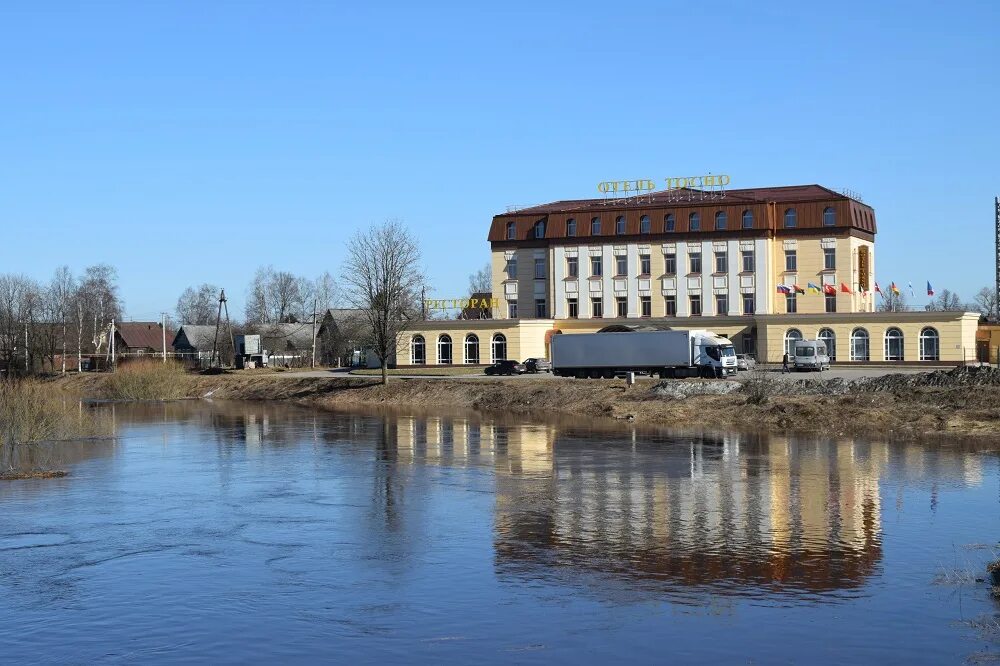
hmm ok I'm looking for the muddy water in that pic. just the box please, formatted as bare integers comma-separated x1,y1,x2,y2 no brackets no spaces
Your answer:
1,402,998,664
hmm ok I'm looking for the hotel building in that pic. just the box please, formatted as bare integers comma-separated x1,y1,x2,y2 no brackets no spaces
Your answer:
398,184,979,365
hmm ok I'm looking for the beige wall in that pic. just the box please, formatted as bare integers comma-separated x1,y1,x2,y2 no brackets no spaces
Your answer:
768,234,873,315
396,320,555,365
757,312,979,364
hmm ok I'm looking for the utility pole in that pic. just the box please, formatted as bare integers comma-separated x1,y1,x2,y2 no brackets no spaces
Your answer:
161,312,168,363
310,299,318,368
995,196,999,322
211,290,224,368
24,323,29,373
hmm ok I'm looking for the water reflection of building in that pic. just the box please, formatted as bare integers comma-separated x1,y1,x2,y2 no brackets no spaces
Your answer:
387,415,986,596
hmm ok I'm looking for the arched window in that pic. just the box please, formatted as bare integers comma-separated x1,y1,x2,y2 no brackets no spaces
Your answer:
533,221,546,239
689,212,701,231
590,217,601,235
410,335,426,365
664,214,675,232
640,215,650,233
742,209,753,229
919,327,940,361
784,208,797,228
851,328,870,362
715,211,727,230
615,216,626,235
464,334,479,364
823,207,836,226
884,327,904,361
784,328,803,356
506,221,516,239
491,333,507,362
437,334,453,364
566,218,577,236
818,328,836,362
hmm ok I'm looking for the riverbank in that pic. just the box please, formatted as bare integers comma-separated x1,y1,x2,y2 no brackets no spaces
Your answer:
48,366,1000,440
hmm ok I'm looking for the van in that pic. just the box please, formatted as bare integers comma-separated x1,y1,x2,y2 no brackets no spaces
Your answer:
792,340,830,371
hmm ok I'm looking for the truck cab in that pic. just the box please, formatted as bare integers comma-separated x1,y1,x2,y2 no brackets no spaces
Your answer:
697,335,738,377
792,340,830,371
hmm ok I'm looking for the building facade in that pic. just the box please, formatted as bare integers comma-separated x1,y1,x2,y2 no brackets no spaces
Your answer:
396,183,979,365
489,185,876,322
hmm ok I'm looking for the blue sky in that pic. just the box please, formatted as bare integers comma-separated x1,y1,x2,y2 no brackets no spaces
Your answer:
1,1,998,319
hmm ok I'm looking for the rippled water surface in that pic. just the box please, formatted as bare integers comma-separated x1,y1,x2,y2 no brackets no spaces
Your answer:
2,402,999,664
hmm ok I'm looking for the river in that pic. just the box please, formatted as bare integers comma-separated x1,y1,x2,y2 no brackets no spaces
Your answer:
1,401,998,664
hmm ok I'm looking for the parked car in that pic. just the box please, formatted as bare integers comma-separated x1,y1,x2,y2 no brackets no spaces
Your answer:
484,360,526,376
736,354,757,371
522,358,551,373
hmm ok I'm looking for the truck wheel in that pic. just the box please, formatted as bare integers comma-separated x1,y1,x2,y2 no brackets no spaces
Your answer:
575,370,586,379
588,369,601,379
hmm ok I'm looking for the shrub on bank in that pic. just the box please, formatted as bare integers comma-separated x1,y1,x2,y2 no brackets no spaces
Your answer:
104,360,191,401
0,379,112,476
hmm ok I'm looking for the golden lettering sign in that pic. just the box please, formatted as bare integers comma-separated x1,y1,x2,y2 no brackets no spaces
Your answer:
597,175,731,193
664,174,730,190
425,298,500,310
858,246,870,292
597,179,656,194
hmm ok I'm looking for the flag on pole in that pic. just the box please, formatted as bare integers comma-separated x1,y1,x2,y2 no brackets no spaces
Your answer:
908,281,915,298
874,281,882,295
793,284,805,294
890,282,900,295
776,285,791,294
807,282,821,294
840,282,853,294
927,281,934,296
823,284,836,295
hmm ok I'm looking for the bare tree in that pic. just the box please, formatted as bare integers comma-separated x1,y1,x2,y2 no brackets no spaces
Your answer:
341,220,423,385
313,271,340,312
0,275,41,374
877,290,908,313
925,289,964,311
78,264,123,354
49,267,76,374
468,262,492,296
973,287,998,320
245,266,310,325
176,283,220,324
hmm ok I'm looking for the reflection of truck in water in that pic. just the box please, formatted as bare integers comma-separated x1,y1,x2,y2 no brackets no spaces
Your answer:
551,329,737,379
792,339,831,371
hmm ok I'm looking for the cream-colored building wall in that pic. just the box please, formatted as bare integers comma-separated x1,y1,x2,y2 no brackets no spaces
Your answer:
757,312,979,364
768,235,868,315
491,250,509,318
395,320,555,365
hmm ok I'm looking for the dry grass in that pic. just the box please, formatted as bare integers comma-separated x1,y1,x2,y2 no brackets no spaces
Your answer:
0,379,112,478
104,360,192,400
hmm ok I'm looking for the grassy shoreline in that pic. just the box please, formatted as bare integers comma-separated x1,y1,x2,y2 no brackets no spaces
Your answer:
44,366,1000,442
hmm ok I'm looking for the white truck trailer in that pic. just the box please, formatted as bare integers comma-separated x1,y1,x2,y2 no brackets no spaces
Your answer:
551,329,737,379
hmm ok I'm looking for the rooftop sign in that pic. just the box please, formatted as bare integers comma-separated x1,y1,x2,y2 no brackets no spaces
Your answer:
598,175,730,195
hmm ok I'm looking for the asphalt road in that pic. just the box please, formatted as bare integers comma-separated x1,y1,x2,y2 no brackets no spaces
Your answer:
278,365,963,382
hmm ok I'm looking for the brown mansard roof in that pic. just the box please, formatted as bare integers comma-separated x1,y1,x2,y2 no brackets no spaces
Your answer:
489,184,877,242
